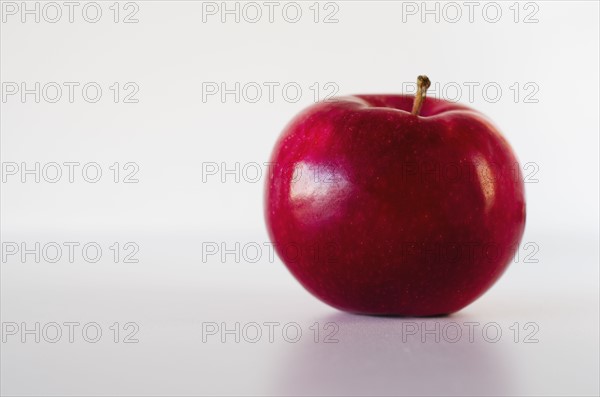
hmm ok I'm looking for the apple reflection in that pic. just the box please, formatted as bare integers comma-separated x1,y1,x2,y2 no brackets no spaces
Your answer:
270,312,514,396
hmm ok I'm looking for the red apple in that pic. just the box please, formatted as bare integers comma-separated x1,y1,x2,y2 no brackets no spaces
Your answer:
265,76,526,316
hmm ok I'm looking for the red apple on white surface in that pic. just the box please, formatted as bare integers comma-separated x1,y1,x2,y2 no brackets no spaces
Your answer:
265,76,526,316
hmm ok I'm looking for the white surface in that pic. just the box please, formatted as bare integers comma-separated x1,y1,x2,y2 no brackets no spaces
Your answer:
1,232,599,396
1,1,599,396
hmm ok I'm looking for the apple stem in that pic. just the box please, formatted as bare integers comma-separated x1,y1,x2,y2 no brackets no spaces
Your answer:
411,75,431,116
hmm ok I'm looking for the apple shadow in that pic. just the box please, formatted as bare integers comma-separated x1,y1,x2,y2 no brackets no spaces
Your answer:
269,311,516,396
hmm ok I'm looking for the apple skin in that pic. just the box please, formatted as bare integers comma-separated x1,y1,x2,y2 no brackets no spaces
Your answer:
265,94,526,316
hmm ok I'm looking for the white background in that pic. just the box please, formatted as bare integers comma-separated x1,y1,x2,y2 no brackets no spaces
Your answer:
1,1,599,395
